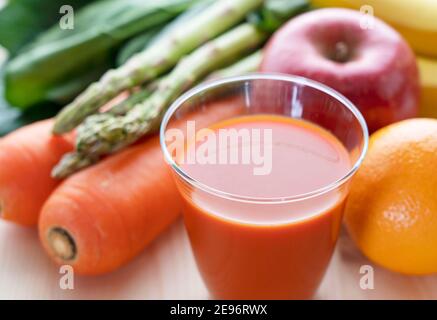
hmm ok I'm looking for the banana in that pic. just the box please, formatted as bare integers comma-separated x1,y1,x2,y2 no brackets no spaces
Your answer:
417,56,437,118
310,0,437,58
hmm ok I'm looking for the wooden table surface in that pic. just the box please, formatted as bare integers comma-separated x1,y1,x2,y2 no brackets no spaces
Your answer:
1,218,436,300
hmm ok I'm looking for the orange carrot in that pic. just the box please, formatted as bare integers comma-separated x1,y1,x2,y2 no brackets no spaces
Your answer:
39,137,180,275
0,120,74,226
38,98,243,275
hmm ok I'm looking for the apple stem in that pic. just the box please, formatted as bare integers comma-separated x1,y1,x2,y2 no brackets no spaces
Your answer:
333,41,350,63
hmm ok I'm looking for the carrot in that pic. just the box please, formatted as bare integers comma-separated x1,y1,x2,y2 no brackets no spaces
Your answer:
0,120,74,226
39,137,179,275
38,98,243,275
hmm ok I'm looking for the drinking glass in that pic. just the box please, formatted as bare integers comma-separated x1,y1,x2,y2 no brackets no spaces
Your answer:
160,74,368,299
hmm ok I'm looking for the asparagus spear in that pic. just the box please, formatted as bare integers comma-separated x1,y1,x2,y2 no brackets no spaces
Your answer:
108,50,262,117
53,0,264,134
117,0,215,66
52,23,267,178
208,50,262,79
106,84,157,116
51,152,98,179
111,51,262,116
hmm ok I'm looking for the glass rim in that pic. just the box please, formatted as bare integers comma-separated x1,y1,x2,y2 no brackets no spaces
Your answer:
160,73,369,204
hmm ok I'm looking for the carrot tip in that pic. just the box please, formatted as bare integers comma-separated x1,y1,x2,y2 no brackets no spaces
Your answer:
47,227,77,261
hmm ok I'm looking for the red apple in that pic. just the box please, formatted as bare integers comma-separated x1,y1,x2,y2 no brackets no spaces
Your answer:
260,8,420,132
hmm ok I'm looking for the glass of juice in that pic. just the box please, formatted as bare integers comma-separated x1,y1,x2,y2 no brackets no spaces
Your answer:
160,74,368,299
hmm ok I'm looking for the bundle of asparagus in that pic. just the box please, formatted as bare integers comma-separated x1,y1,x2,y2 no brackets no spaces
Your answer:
53,0,264,134
53,24,266,178
52,0,310,178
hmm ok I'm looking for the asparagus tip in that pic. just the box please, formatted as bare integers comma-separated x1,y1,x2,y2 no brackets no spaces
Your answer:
52,152,97,179
52,117,70,135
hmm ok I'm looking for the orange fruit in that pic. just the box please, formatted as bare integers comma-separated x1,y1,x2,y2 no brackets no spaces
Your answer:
345,118,437,275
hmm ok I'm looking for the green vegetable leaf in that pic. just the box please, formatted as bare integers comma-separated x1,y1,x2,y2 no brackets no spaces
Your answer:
116,27,162,66
0,51,60,136
116,0,214,66
4,0,199,109
248,0,310,33
0,70,60,137
0,0,94,56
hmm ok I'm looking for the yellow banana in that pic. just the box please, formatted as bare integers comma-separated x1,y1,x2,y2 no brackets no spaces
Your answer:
310,0,437,58
417,56,437,118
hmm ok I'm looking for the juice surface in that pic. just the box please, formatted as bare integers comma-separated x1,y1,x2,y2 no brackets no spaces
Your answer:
178,114,352,299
